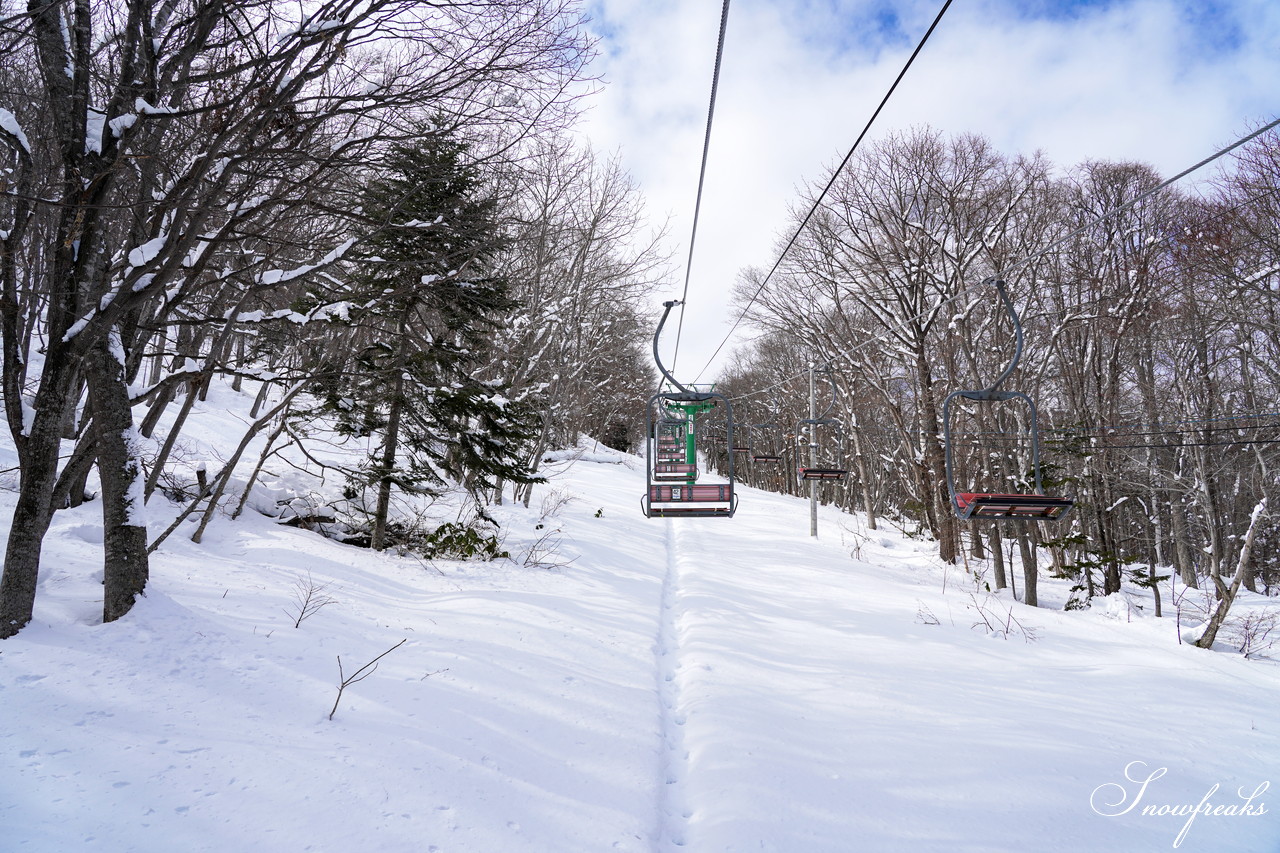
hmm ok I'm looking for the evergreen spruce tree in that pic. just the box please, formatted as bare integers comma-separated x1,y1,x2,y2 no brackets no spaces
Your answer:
331,134,541,550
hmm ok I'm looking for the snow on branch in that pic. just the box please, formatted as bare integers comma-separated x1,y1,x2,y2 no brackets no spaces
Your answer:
0,107,31,155
257,239,356,286
128,236,168,268
134,97,178,116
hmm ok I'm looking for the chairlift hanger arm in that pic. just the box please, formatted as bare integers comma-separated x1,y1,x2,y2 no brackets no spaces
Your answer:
940,277,1072,521
815,362,838,420
653,300,689,395
986,278,1023,394
652,300,718,403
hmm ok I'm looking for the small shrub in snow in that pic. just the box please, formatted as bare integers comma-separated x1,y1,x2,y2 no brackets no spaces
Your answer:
967,593,1037,643
518,526,575,570
1173,585,1214,644
839,520,869,561
418,521,508,561
538,488,574,521
285,573,337,628
152,444,205,503
329,639,407,721
1225,610,1280,658
915,601,940,626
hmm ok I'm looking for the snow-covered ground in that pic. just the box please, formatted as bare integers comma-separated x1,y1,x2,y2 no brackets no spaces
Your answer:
2,387,1279,852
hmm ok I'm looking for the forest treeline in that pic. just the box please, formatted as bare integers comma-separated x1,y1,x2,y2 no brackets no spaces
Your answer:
1,0,1275,638
0,0,663,635
715,126,1280,612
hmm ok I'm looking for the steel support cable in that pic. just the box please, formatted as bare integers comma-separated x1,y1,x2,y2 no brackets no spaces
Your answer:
954,425,1280,444
1002,116,1280,284
670,0,733,375
1015,185,1280,338
692,0,955,383
773,414,1280,441
723,116,1280,405
1054,418,1280,439
1043,436,1280,451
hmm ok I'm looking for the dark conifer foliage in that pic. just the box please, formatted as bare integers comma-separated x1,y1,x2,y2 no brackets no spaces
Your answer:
319,136,543,548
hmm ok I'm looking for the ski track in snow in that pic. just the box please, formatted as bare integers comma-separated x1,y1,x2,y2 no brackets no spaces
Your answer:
655,518,691,850
4,403,1280,853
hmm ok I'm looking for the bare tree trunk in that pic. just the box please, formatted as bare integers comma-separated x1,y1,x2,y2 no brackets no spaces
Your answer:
970,528,985,559
990,523,1007,590
231,335,246,393
86,337,150,623
188,382,308,545
849,421,876,530
146,326,167,388
0,341,81,636
249,379,273,419
231,418,289,519
1194,499,1266,648
1169,493,1198,588
370,367,406,550
1018,527,1038,607
0,402,69,636
51,423,97,510
143,379,199,500
1096,506,1121,596
1149,545,1162,619
371,309,411,551
918,355,957,563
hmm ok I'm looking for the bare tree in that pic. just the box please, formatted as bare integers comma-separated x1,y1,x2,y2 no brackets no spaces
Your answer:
0,0,592,635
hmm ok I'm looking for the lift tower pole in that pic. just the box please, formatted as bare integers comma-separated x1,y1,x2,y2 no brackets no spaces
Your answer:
809,363,818,538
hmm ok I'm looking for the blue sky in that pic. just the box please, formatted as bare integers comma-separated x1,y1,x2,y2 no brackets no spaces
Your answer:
575,0,1280,378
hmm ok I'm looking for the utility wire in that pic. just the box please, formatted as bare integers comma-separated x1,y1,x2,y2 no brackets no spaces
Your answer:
747,414,1280,442
953,428,1280,446
693,0,954,382
670,0,733,376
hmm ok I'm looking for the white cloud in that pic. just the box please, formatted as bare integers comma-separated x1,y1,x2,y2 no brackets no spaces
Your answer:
577,0,1280,378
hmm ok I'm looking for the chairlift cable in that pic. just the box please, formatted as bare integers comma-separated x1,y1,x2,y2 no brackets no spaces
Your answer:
692,0,955,383
851,117,1280,362
1000,117,1280,285
723,118,1280,404
671,0,734,375
1081,436,1280,450
953,435,1280,450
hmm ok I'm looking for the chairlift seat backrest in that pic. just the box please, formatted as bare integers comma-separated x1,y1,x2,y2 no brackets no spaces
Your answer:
649,483,733,503
798,467,847,482
954,493,1073,520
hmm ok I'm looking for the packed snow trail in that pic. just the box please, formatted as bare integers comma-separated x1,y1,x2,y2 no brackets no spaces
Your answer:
655,519,692,850
623,462,1280,852
3,427,1279,852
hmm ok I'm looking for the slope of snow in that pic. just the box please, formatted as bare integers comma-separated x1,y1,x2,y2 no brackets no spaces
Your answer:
2,394,1278,852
